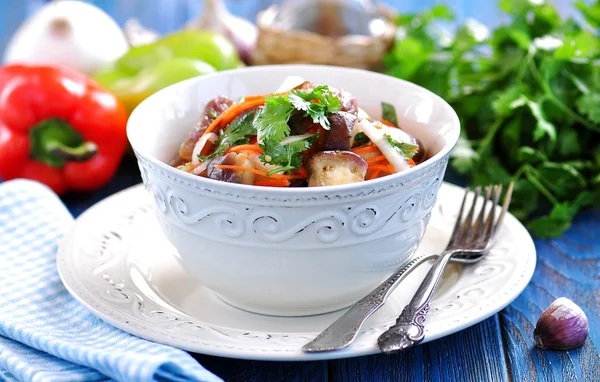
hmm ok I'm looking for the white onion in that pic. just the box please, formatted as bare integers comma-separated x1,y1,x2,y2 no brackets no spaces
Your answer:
357,107,371,120
192,132,218,165
358,119,410,172
280,133,315,145
191,161,209,175
275,76,306,92
3,0,129,75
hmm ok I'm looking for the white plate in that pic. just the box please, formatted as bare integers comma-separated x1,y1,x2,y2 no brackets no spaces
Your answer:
57,182,536,361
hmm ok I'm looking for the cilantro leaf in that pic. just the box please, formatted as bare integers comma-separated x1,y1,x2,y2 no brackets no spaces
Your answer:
199,111,257,160
288,85,342,130
554,30,600,60
492,86,528,117
255,95,294,142
255,85,342,145
259,135,317,175
254,86,342,173
384,135,418,159
526,99,557,142
381,102,399,125
576,92,600,124
353,132,371,146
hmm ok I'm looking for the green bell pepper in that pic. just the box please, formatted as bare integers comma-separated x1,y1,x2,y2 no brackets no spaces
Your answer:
94,30,243,113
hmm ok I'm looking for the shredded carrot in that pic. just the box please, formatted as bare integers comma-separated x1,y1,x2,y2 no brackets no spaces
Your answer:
215,165,268,177
225,144,264,154
199,141,215,157
294,166,308,178
203,114,224,138
380,119,397,127
408,158,416,167
365,155,388,164
368,164,396,174
214,165,306,180
253,179,291,187
351,144,379,155
203,99,266,138
244,95,266,102
244,91,289,102
367,170,382,180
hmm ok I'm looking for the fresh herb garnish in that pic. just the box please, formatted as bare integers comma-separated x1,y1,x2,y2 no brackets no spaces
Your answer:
384,134,418,159
199,111,257,160
255,85,342,173
381,102,398,126
384,1,600,238
254,95,295,142
288,85,342,130
260,135,317,175
353,132,371,146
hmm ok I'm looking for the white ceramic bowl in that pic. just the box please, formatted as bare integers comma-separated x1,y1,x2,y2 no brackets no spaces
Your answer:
127,65,460,316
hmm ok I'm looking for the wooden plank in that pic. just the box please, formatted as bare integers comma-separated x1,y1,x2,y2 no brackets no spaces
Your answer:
500,209,600,381
330,316,508,381
192,354,328,382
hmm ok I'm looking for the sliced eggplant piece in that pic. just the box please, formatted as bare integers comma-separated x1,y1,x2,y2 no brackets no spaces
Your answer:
288,109,319,135
307,151,367,187
206,152,255,184
319,111,357,151
178,96,233,161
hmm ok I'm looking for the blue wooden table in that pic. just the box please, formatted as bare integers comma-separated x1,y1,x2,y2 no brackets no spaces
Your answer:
2,1,599,381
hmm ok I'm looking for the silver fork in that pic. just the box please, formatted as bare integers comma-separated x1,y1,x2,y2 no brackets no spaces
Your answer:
377,182,514,353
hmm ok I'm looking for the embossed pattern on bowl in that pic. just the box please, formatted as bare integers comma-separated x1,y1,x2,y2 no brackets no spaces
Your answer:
127,65,460,316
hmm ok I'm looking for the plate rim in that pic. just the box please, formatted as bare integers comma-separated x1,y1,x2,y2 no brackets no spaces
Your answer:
57,182,537,361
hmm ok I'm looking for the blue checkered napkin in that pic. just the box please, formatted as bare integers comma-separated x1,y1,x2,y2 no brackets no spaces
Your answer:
0,179,222,382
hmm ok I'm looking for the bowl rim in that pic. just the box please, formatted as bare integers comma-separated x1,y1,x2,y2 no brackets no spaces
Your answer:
127,64,461,195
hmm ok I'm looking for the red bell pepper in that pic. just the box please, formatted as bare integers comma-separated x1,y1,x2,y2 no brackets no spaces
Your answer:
0,64,128,195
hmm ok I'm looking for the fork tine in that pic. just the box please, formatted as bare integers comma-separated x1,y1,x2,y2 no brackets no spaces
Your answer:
472,185,494,245
447,187,471,248
491,181,514,237
472,185,492,241
458,186,481,245
483,184,502,243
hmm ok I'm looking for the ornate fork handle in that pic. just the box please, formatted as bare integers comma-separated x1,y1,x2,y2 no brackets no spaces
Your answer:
302,253,438,352
377,250,455,353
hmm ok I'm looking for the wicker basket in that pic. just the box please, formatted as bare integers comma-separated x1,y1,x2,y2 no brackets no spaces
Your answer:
251,4,396,70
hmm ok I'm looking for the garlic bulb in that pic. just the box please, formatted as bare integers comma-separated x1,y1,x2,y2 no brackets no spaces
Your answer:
186,0,257,64
534,297,589,350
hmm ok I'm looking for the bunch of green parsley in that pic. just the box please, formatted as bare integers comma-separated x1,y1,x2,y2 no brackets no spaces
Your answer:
384,0,600,238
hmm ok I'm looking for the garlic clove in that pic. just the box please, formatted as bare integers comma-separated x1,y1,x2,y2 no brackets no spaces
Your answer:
123,18,160,47
534,297,589,350
186,0,257,64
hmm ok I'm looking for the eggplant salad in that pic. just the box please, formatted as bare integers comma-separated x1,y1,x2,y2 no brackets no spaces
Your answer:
174,77,426,187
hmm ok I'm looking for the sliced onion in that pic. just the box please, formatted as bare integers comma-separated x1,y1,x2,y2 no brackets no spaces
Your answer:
276,76,306,93
191,161,209,175
378,123,415,145
280,132,315,145
191,132,218,165
358,119,410,172
357,107,370,120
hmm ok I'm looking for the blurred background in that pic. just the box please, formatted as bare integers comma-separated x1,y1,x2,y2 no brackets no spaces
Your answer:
0,0,577,55
1,0,596,238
